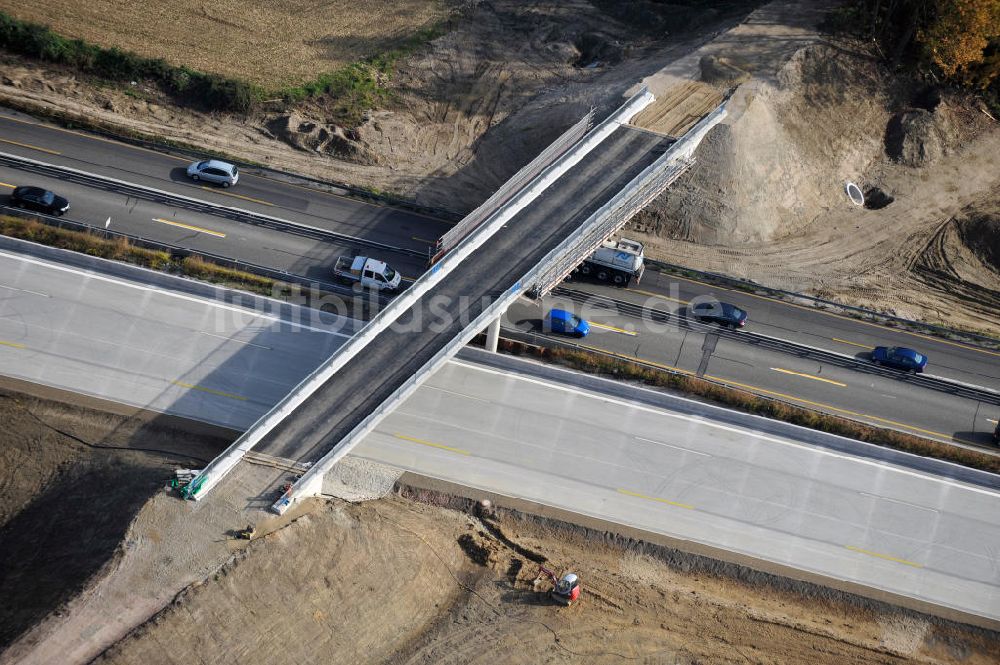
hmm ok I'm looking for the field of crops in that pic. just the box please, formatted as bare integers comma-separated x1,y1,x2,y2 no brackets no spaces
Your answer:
0,0,449,88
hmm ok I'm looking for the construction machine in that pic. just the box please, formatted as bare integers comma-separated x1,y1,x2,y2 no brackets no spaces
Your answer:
535,566,581,605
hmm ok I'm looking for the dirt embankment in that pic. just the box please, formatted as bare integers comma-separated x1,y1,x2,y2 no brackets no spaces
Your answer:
0,1,750,210
94,491,1000,665
0,381,232,652
627,38,1000,334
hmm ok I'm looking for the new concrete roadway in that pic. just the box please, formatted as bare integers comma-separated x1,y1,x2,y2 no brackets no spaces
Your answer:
1,246,998,626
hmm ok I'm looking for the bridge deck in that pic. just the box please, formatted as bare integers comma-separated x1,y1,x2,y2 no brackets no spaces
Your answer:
258,126,674,462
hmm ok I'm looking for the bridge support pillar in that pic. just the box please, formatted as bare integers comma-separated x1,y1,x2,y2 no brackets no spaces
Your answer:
485,315,501,353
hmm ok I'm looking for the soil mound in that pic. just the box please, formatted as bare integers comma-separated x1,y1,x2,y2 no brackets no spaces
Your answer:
700,54,750,85
885,109,946,167
266,113,379,164
956,210,1000,274
633,44,890,244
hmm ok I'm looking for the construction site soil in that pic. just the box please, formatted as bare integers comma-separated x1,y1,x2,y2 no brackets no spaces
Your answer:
1,385,999,664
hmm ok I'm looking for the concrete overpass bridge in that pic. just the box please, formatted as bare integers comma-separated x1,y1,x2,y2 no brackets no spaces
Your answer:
183,87,727,513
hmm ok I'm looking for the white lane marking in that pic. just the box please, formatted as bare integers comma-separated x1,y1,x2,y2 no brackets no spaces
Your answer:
635,436,711,457
0,284,50,297
199,331,272,350
448,359,1000,500
858,491,939,513
0,250,351,337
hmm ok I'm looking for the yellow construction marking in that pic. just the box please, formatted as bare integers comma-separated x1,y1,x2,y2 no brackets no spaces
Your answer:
393,433,470,455
771,367,847,387
588,321,639,336
172,380,247,401
862,414,958,441
627,287,686,304
0,137,60,155
832,337,871,349
0,181,16,189
411,236,436,244
845,545,923,568
199,186,273,206
152,217,226,238
617,488,694,510
0,340,26,349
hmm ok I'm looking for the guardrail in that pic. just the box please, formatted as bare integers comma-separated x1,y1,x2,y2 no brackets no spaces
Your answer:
268,88,658,512
430,110,594,264
526,99,728,298
551,286,1000,407
0,202,386,293
186,87,656,503
0,151,425,260
645,258,1000,352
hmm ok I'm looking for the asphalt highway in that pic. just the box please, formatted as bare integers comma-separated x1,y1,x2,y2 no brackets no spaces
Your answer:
2,249,997,625
565,270,1000,392
0,107,447,273
1,106,997,446
504,281,1000,448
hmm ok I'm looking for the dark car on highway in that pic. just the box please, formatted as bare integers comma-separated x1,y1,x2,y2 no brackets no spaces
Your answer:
9,186,70,216
691,301,748,328
871,346,927,373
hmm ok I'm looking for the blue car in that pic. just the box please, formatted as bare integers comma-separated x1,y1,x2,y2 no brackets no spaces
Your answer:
545,309,590,338
871,346,927,373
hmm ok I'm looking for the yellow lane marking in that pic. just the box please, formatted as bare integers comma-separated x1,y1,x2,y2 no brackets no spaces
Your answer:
570,344,969,445
0,181,16,189
771,367,847,387
862,414,959,441
617,488,695,510
832,337,871,349
393,433,470,455
0,114,190,160
702,373,967,442
411,236,436,244
627,287,686,304
0,137,60,155
845,545,923,568
152,217,226,238
726,285,1000,359
589,321,639,336
172,380,247,401
199,186,273,206
0,340,26,349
